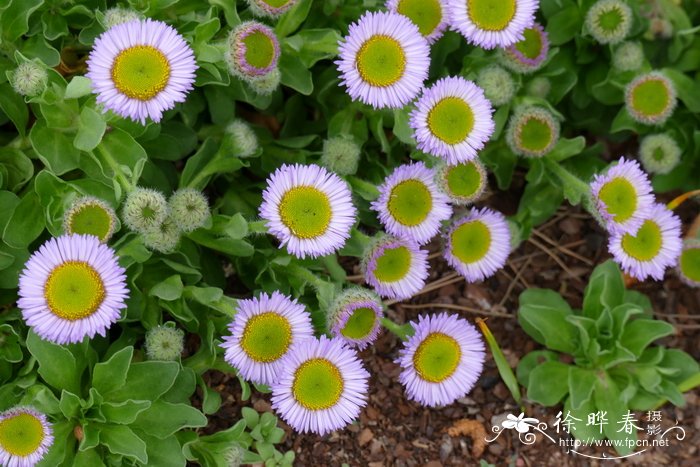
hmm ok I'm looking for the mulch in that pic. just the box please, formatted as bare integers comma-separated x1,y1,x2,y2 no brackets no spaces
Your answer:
195,182,700,467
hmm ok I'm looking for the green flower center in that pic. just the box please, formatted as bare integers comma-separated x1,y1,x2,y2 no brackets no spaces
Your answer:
44,261,106,321
67,203,113,242
111,45,171,101
262,0,292,7
621,220,662,261
451,220,492,264
279,186,332,239
428,97,475,145
413,332,461,383
240,312,292,363
597,8,623,32
0,413,45,457
292,358,344,410
373,245,412,283
340,307,378,340
630,79,670,117
598,177,637,223
467,0,516,31
387,179,433,227
680,247,700,282
356,35,406,87
518,116,553,153
396,0,443,37
514,27,543,59
242,30,276,70
445,162,483,199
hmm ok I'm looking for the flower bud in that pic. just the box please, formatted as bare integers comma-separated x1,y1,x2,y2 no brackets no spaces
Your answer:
321,136,362,176
122,187,169,234
168,188,210,233
145,323,185,361
9,61,48,97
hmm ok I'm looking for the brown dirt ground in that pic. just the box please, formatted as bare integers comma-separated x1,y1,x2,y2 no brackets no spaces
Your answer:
196,180,700,467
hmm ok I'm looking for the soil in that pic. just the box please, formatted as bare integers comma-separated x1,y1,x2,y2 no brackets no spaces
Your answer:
195,176,700,467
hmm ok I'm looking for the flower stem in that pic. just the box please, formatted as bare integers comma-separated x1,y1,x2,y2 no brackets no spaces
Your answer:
381,317,414,341
95,144,135,197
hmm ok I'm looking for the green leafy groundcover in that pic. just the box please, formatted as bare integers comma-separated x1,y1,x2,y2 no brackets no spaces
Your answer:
0,0,699,465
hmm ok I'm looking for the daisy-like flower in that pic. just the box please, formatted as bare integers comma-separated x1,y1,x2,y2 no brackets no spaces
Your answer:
63,196,118,243
17,235,129,345
0,407,54,467
371,162,452,245
386,0,449,44
327,287,384,350
625,71,677,126
590,157,654,235
337,11,430,109
476,65,516,107
271,336,369,435
410,77,495,165
434,160,488,206
447,0,539,49
444,207,511,282
362,234,429,300
678,240,700,288
638,133,681,175
245,0,298,18
397,313,485,407
585,0,632,45
221,291,314,387
500,23,549,74
609,203,682,281
226,21,281,80
86,19,197,124
259,164,356,259
505,106,560,158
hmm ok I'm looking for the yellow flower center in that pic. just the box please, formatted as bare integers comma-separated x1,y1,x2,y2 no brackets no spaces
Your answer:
44,261,106,321
387,179,433,227
0,413,45,457
111,45,171,101
428,97,475,145
621,220,662,261
240,312,292,363
413,332,461,382
451,220,492,264
468,0,517,32
292,358,344,410
279,186,332,239
356,35,406,87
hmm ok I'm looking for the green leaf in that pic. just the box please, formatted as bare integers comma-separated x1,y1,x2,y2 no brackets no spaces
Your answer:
619,319,675,357
594,373,635,455
100,425,148,464
242,406,260,427
92,347,133,396
64,76,93,99
140,434,187,467
0,148,33,192
545,4,582,45
74,107,107,151
104,361,179,402
101,400,151,424
477,319,521,405
59,390,82,419
518,289,578,354
1,0,43,41
73,448,105,467
516,350,559,387
0,82,28,135
29,121,81,175
26,331,82,395
150,275,184,301
568,367,597,410
526,361,570,406
275,0,312,37
279,53,313,95
582,260,625,319
132,400,207,439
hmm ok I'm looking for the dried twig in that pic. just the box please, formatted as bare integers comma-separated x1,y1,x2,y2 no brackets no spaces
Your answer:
400,302,511,318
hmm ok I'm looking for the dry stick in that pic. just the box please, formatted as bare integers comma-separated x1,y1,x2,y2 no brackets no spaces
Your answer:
385,273,462,307
498,256,533,308
532,229,594,266
653,312,700,320
400,302,511,318
509,239,587,265
526,236,584,283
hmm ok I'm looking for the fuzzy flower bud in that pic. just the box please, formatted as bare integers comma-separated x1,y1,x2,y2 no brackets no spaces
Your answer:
248,68,281,95
168,188,210,233
678,239,700,288
145,324,185,361
476,65,516,107
612,41,644,71
585,0,632,45
321,136,362,176
526,77,551,99
102,7,142,28
226,119,259,157
142,215,181,254
245,0,298,19
9,61,48,97
122,187,169,234
638,133,681,175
